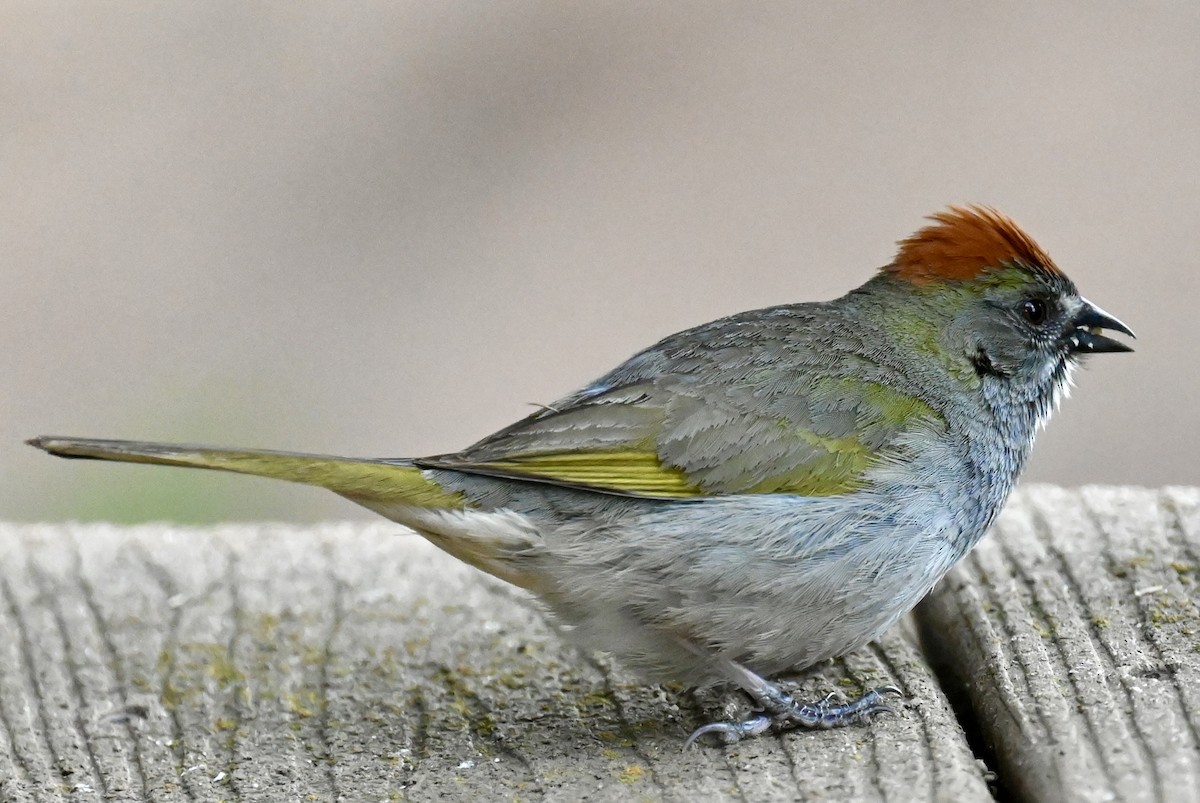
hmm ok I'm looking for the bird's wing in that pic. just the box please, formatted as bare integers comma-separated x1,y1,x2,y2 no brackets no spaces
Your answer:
416,368,940,500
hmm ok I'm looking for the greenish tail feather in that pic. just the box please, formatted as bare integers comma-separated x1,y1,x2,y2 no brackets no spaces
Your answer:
27,436,464,509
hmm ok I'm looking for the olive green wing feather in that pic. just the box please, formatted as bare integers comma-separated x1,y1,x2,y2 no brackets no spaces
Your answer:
417,370,939,500
417,383,703,497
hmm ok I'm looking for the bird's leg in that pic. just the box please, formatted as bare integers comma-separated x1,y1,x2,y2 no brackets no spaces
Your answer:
684,659,901,748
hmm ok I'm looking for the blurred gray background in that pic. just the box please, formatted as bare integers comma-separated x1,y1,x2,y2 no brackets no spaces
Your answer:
4,3,1196,523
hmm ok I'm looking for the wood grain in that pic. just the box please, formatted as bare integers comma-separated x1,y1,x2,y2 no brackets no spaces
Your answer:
0,519,988,802
918,486,1200,803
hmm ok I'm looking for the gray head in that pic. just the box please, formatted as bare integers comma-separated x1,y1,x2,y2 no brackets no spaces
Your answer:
874,206,1134,412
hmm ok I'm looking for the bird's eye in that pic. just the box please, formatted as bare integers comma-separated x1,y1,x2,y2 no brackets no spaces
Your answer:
1020,298,1048,326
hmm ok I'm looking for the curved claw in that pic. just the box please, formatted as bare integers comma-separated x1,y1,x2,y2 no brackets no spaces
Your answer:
684,713,772,749
872,685,905,714
850,684,904,719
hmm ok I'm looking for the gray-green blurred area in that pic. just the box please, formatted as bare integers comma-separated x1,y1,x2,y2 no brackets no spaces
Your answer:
5,4,1197,523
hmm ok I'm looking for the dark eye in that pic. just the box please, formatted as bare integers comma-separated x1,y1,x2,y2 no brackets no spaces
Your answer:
1020,298,1048,326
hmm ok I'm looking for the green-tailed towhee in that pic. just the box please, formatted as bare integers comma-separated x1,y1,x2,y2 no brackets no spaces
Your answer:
30,205,1134,745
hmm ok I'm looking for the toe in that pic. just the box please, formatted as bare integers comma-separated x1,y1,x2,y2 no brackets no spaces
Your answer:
684,713,773,748
684,722,741,749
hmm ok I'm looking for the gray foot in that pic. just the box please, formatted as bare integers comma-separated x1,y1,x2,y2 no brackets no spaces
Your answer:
685,684,902,748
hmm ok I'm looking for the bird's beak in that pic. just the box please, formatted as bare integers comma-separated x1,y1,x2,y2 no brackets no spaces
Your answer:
1069,299,1135,354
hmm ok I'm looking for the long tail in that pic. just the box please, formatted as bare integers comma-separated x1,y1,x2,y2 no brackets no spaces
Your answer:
27,436,464,509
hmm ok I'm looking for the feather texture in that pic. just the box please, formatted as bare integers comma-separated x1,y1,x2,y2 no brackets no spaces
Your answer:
418,305,943,498
887,205,1062,284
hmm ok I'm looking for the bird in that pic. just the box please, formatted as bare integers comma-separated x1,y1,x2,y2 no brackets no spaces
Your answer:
29,205,1134,746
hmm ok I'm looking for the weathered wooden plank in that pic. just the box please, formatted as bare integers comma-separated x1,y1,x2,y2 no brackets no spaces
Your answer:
0,521,989,802
917,486,1200,803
